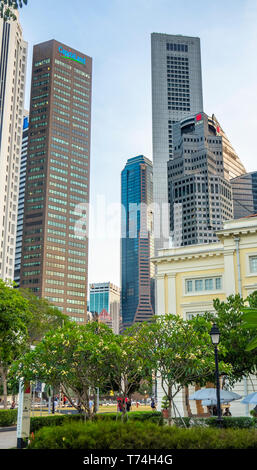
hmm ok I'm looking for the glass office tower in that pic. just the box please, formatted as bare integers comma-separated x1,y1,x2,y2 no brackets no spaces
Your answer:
121,155,155,329
151,33,204,253
231,172,257,219
20,40,92,323
14,113,29,287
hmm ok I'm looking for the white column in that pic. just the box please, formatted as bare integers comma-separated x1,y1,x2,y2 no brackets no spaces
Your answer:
223,250,236,296
167,273,176,315
156,274,165,315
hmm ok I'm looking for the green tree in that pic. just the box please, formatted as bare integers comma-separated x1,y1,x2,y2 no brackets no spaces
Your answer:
12,322,116,418
0,1,27,21
241,291,257,351
203,294,257,385
19,288,68,345
106,333,149,416
127,315,231,424
0,279,31,408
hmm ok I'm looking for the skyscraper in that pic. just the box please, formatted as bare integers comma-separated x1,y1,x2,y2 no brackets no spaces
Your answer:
0,15,27,281
121,155,155,329
14,112,29,287
167,112,246,246
231,172,257,219
20,40,92,323
151,33,204,252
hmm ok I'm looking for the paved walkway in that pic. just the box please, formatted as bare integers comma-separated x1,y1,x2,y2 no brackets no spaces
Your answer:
0,427,17,449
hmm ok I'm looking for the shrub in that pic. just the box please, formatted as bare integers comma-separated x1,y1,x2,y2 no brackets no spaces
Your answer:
28,420,257,449
95,411,163,425
206,417,257,429
30,413,83,433
0,409,17,427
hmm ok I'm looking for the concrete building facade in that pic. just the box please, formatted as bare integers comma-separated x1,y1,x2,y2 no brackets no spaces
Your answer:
153,216,257,417
151,33,204,252
20,40,92,323
167,112,246,246
0,15,27,281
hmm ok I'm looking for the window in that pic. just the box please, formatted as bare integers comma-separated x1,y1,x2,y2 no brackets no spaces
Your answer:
185,276,222,294
249,256,257,273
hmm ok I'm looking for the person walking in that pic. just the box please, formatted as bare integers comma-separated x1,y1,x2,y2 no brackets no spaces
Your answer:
126,398,132,412
151,398,156,411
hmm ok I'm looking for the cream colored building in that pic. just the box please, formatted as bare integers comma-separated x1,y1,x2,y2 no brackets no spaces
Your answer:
0,14,27,281
153,216,257,417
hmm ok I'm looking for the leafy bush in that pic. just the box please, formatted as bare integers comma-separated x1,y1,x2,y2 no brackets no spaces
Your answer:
30,413,83,433
28,420,257,449
0,409,17,427
206,417,257,429
95,411,163,425
172,416,257,429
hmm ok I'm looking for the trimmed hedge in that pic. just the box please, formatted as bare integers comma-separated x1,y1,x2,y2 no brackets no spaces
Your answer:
0,409,17,427
30,411,162,432
95,411,163,425
206,416,257,429
30,413,83,433
28,420,257,449
173,416,257,429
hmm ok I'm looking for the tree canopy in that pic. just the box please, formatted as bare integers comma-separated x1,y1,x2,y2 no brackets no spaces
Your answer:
0,1,27,21
0,280,67,408
12,321,117,417
126,314,232,420
203,293,257,385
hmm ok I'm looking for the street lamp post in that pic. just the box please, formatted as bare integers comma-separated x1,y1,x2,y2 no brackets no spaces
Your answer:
210,323,223,428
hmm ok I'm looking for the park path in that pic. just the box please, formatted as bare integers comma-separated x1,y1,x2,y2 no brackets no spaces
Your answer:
0,427,17,449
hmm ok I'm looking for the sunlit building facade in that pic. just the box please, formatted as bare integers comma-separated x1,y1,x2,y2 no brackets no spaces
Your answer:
0,15,27,280
20,40,92,323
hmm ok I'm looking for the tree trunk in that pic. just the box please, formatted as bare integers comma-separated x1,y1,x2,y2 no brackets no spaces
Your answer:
1,367,8,409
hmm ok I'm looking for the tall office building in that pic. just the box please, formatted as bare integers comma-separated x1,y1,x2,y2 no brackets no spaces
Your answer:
89,282,121,334
121,155,155,329
167,112,246,246
151,33,204,252
20,40,92,323
14,112,29,287
0,15,27,281
231,172,257,219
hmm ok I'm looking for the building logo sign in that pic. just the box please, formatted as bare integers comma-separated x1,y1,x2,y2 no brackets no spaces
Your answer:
58,46,86,65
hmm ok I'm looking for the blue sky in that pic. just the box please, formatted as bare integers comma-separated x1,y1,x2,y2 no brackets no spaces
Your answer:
19,0,257,287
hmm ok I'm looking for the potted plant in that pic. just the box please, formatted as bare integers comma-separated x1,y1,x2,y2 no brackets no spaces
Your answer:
161,396,169,418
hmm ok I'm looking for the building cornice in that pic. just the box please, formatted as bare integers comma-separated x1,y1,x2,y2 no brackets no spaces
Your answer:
152,247,224,264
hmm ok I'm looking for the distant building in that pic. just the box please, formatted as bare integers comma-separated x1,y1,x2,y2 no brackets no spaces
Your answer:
14,113,29,287
167,112,246,246
231,172,257,219
89,282,121,334
153,215,257,417
121,155,155,329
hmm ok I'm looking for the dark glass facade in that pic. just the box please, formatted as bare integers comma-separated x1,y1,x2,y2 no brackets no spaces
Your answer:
121,155,155,329
14,115,29,287
231,172,257,219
